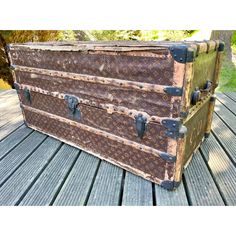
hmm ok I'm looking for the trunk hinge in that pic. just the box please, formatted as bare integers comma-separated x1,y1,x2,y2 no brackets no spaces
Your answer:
163,86,183,96
64,95,81,120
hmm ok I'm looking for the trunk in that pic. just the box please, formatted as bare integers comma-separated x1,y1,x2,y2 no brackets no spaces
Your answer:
210,30,233,61
7,40,224,190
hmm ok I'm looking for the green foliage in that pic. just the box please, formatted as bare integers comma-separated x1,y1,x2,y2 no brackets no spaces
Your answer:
57,30,77,41
217,64,236,92
1,30,60,43
139,30,159,40
230,31,236,54
85,30,197,41
158,30,197,41
231,31,236,45
85,30,143,41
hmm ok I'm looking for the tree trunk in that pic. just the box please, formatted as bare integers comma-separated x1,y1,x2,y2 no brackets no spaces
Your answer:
0,33,14,87
210,30,233,61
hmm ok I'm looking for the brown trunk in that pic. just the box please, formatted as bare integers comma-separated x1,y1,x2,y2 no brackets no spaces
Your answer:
7,40,224,190
210,30,233,61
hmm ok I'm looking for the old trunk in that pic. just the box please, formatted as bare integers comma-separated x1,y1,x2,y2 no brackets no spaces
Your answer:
7,40,224,190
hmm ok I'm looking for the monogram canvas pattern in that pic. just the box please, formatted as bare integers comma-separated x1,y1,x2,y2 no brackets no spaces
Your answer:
19,90,169,152
23,109,175,182
11,49,174,85
16,71,176,117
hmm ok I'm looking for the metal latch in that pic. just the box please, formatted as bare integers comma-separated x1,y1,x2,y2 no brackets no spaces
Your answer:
134,114,147,139
23,88,31,104
64,95,81,120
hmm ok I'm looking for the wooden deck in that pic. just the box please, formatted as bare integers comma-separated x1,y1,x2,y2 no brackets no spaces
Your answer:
0,90,236,206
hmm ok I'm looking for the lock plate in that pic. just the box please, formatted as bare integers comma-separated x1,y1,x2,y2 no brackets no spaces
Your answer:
134,114,147,139
23,88,31,104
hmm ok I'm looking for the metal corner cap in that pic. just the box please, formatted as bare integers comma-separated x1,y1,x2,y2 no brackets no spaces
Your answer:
210,95,216,102
218,41,225,52
169,44,196,63
160,180,180,191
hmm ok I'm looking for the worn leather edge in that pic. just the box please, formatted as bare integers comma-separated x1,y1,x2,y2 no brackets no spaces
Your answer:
204,95,216,137
184,40,220,55
8,40,220,54
179,62,193,119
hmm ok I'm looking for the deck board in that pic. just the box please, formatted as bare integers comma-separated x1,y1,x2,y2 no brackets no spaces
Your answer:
0,91,236,206
224,92,236,102
86,162,123,206
0,116,24,141
200,134,236,206
212,113,236,165
216,93,236,115
0,131,46,187
184,150,225,206
0,106,22,128
155,182,188,206
214,100,236,134
19,144,79,206
0,90,10,95
0,126,32,161
0,137,61,206
122,173,153,206
53,152,100,206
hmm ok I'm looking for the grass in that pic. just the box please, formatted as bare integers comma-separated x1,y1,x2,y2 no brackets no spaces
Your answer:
217,62,236,92
232,45,236,54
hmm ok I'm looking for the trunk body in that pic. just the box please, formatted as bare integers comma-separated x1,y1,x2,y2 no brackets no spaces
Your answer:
7,40,224,190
